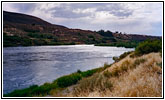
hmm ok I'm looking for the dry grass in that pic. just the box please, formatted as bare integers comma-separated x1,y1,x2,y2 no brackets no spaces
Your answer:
54,52,162,97
69,73,113,97
105,53,162,97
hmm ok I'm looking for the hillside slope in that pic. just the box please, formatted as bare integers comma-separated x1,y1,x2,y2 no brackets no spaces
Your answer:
3,11,51,26
3,11,161,47
54,52,162,97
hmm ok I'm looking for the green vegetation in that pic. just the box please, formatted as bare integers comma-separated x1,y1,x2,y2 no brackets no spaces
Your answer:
103,70,112,78
113,51,133,62
134,39,162,56
103,69,119,77
133,58,146,66
96,30,113,37
157,62,162,68
3,33,76,47
3,33,33,47
3,28,160,48
95,41,139,48
95,29,140,48
4,64,111,97
55,73,82,88
27,33,55,39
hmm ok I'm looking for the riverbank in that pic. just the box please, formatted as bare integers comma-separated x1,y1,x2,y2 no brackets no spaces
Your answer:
64,52,162,97
94,41,139,48
3,39,162,97
4,63,111,97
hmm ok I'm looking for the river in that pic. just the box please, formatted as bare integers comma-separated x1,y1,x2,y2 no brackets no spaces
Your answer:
3,45,134,94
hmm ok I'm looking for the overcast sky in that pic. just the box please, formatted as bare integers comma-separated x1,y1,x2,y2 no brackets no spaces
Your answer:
3,2,163,36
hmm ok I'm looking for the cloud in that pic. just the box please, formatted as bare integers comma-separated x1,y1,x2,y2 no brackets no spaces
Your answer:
3,3,37,13
3,2,162,36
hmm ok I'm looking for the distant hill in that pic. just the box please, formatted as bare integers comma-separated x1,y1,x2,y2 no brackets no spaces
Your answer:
3,11,51,26
3,11,161,47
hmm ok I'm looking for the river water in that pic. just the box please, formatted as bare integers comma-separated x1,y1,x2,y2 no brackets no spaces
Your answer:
3,45,134,94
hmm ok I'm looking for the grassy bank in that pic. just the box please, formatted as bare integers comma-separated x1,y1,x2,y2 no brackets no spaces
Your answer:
4,63,111,97
69,52,162,97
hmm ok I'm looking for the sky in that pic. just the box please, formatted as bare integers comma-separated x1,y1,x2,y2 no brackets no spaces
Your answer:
3,2,163,36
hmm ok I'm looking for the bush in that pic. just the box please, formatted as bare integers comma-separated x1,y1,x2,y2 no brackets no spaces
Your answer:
81,69,98,77
55,73,82,88
77,69,82,73
113,51,133,62
134,59,146,66
103,70,112,78
135,39,162,56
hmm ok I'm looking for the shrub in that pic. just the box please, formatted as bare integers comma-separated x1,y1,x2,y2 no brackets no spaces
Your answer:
131,58,146,69
156,62,162,68
113,51,133,62
77,69,82,73
55,73,82,88
135,39,162,56
81,69,98,77
113,57,118,62
102,63,111,70
103,70,112,78
110,67,119,77
120,60,129,72
119,51,132,60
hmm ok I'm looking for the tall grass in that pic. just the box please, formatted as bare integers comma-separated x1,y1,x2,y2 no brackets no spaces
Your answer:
69,53,162,97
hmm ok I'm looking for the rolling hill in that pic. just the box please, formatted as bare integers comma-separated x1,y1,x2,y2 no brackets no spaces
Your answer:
3,11,161,47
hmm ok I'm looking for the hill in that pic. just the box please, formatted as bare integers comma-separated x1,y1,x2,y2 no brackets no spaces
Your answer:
3,11,161,47
3,11,51,26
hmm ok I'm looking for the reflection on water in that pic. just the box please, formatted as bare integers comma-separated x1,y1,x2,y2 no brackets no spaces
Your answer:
3,45,134,94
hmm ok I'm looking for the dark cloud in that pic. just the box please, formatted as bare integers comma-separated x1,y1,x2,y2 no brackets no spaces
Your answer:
12,3,37,13
109,10,133,18
42,3,133,18
47,3,96,18
96,3,133,17
50,6,89,18
4,3,133,19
